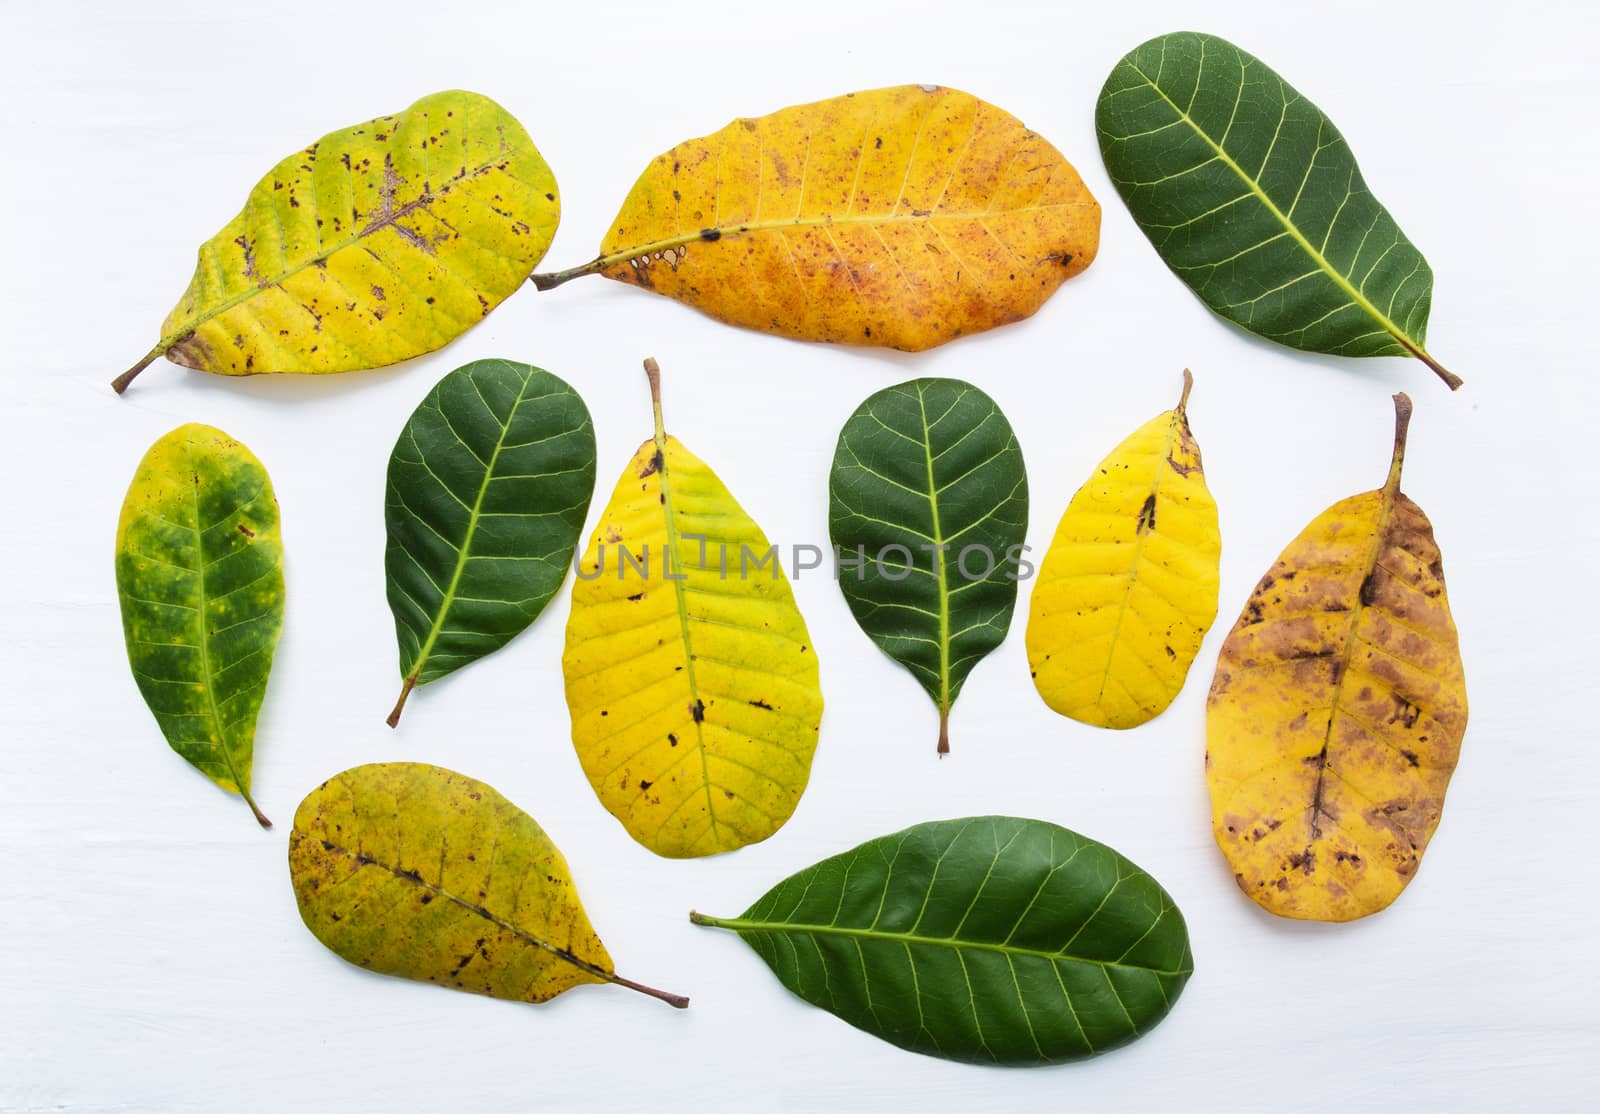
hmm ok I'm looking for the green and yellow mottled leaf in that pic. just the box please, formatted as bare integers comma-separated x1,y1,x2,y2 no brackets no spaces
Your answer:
562,360,824,858
289,762,686,1008
383,359,595,726
114,90,558,393
1026,372,1221,729
533,85,1099,351
1207,395,1468,921
692,816,1193,1064
114,424,284,826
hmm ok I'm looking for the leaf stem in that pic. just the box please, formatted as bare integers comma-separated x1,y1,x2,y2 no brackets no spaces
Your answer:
1176,368,1194,415
1386,393,1412,494
1393,337,1462,391
386,674,418,728
240,787,272,829
606,971,690,1009
937,706,950,757
530,259,604,291
644,357,666,444
689,909,1188,975
112,345,164,394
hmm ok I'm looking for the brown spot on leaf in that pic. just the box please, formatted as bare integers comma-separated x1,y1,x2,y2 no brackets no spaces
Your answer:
1136,494,1157,534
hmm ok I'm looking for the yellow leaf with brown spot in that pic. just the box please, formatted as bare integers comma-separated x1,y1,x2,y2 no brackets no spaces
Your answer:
562,360,824,858
533,85,1099,351
113,90,558,393
1207,395,1468,922
1026,372,1220,729
289,762,686,1008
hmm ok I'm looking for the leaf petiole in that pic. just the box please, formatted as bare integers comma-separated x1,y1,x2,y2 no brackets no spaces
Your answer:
111,344,165,394
530,259,604,290
386,674,418,729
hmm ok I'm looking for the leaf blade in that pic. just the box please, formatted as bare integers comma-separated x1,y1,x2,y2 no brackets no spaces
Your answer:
288,762,686,1007
534,86,1099,351
562,362,824,858
828,378,1028,752
1096,33,1458,388
1207,395,1468,920
115,424,284,826
692,816,1192,1064
116,90,558,391
384,359,596,725
1027,373,1220,729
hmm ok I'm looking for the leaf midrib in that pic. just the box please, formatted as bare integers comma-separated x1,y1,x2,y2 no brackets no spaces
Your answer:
1308,482,1400,842
1095,409,1184,707
405,368,536,685
1123,60,1420,353
592,203,1094,276
315,836,616,989
181,434,258,814
704,914,1189,977
653,435,721,850
913,385,952,714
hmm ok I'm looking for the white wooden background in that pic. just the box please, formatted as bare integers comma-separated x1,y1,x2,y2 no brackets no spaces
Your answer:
3,1,1595,1110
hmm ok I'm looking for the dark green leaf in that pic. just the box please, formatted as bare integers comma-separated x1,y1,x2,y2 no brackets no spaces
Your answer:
384,359,595,725
691,816,1193,1065
1096,31,1460,389
828,379,1027,754
115,424,284,827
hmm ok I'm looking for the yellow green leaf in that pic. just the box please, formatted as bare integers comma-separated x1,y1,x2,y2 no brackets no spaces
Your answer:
1207,395,1468,921
532,85,1099,352
289,762,686,1007
1026,372,1220,729
114,424,284,827
562,360,824,858
114,90,558,393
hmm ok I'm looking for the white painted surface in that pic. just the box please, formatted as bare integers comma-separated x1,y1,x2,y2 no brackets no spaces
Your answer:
2,1,1595,1110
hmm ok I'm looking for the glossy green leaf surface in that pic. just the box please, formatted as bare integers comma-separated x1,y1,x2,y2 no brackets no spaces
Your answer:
115,424,284,827
1096,32,1459,389
828,379,1027,754
692,816,1193,1065
384,359,595,725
